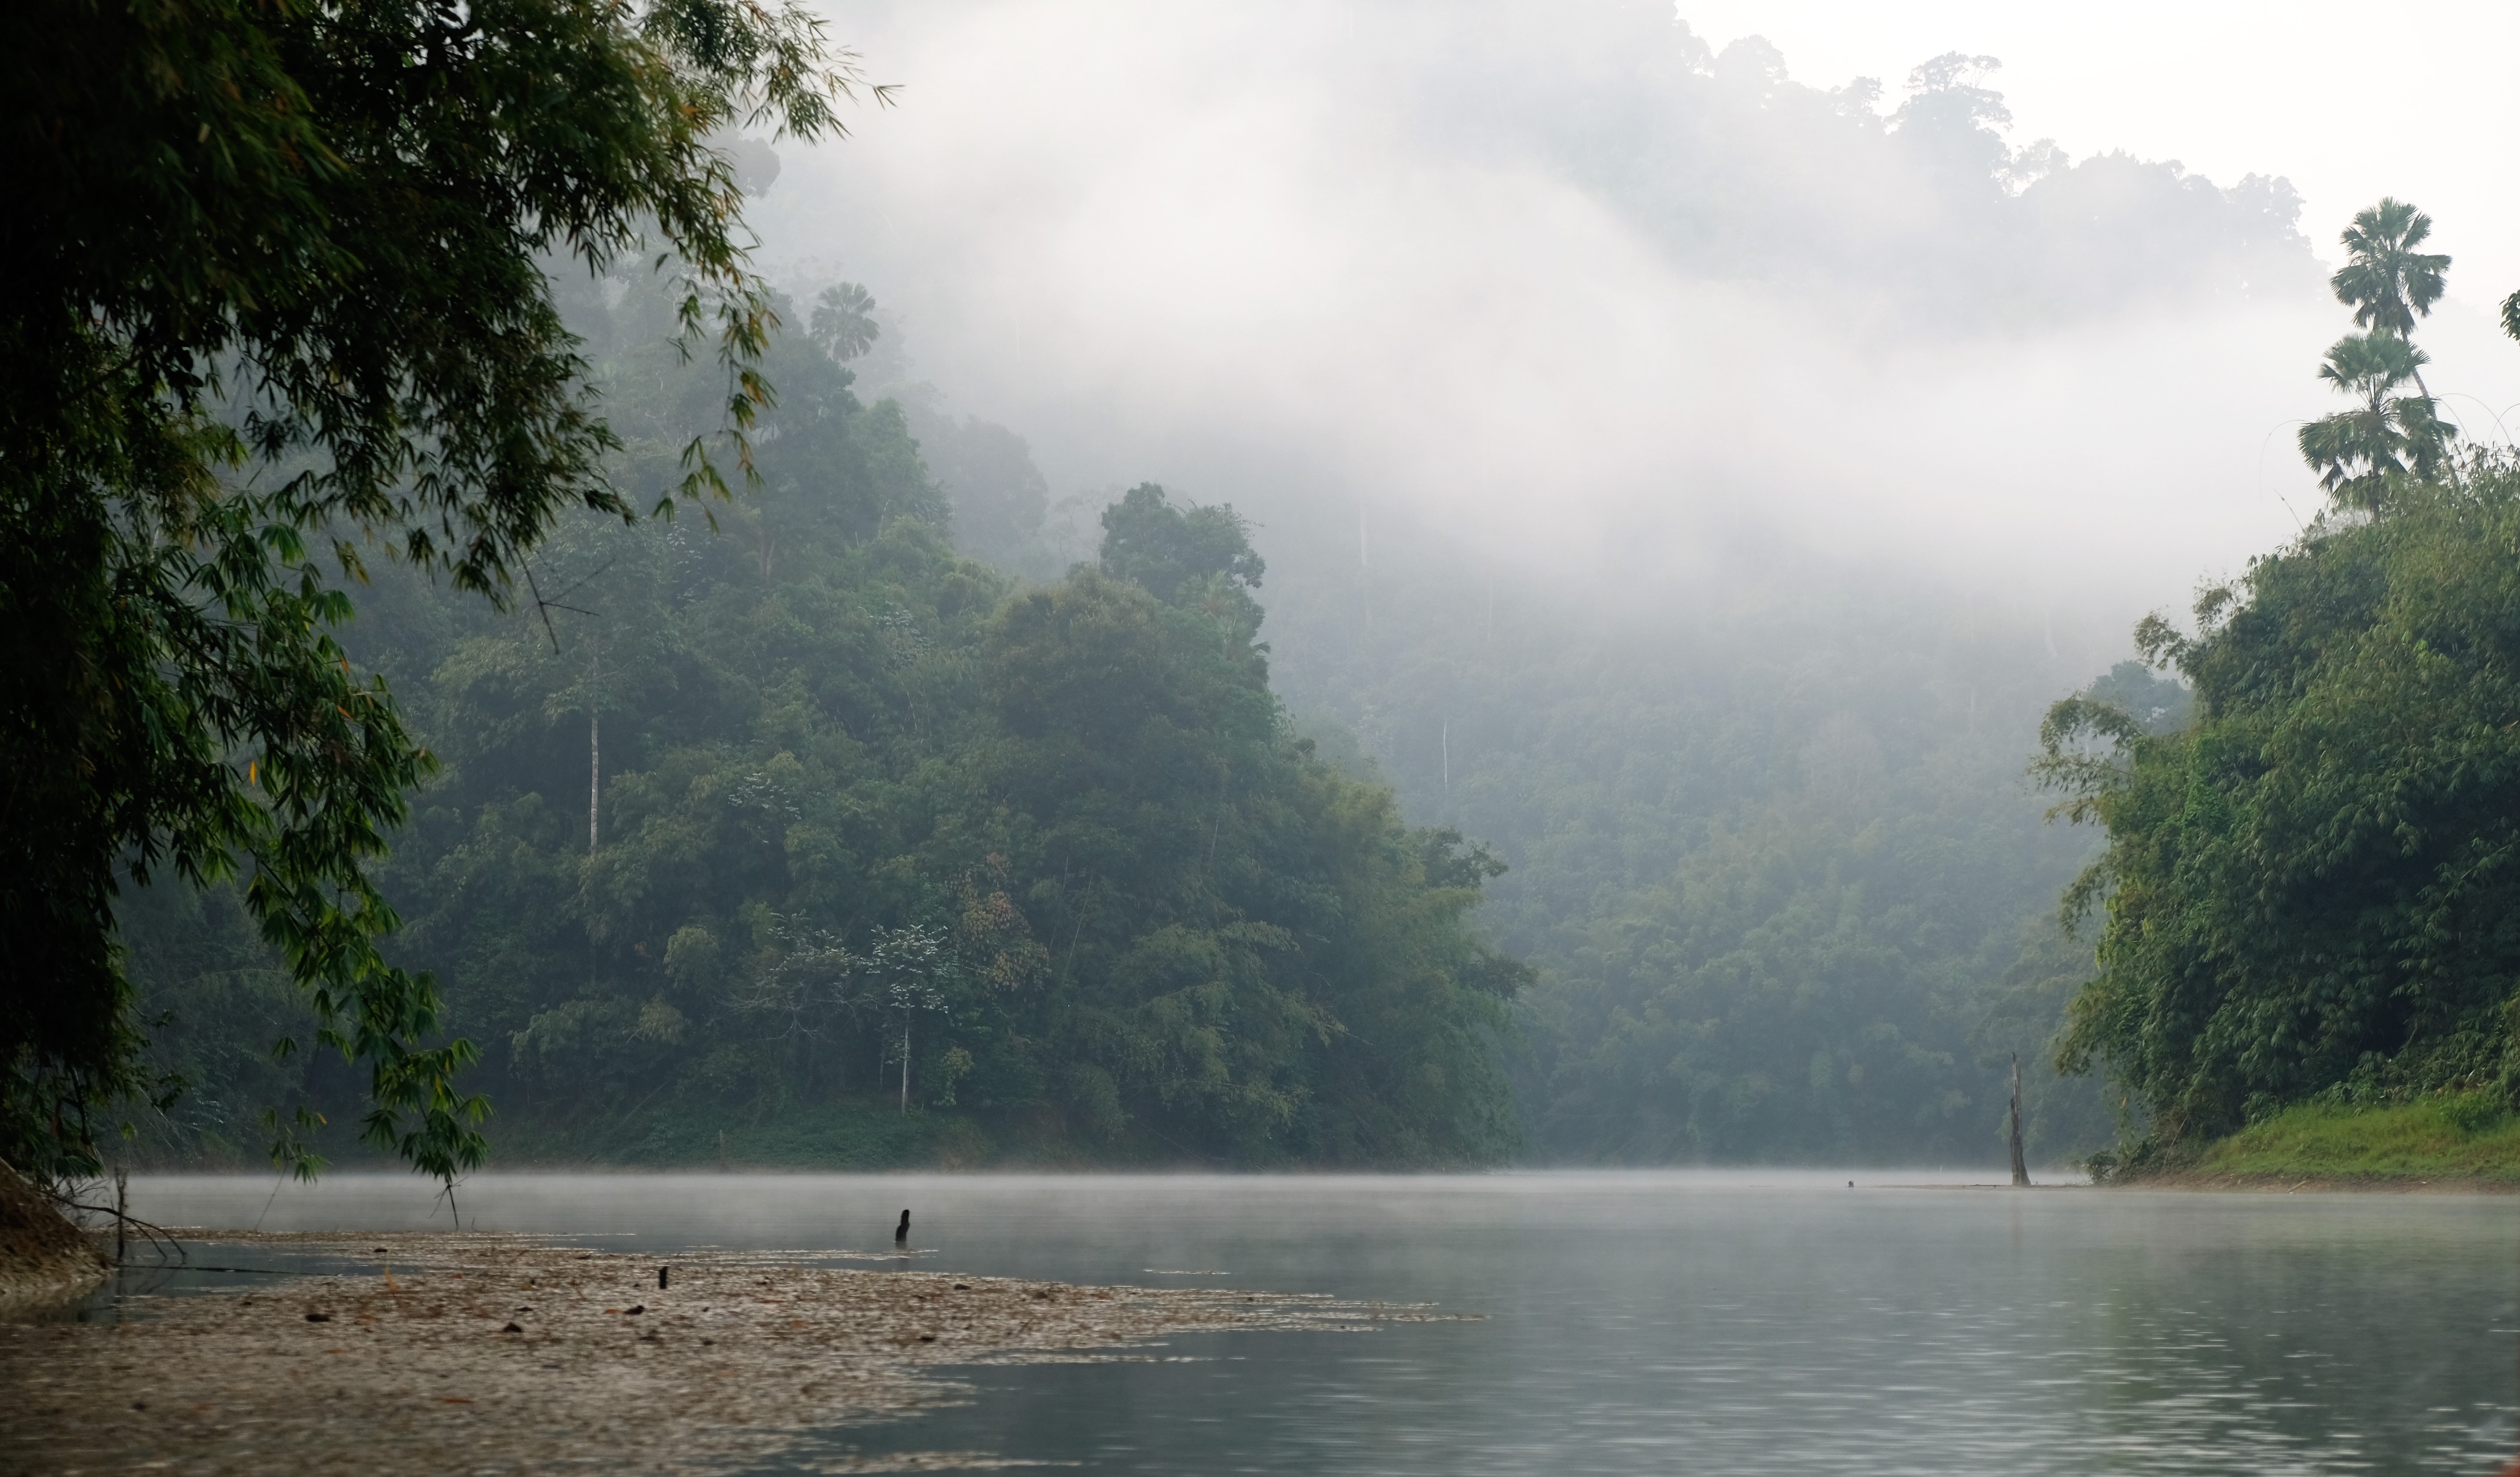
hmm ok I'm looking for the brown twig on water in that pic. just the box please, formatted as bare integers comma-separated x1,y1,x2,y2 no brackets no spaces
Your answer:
36,1172,187,1268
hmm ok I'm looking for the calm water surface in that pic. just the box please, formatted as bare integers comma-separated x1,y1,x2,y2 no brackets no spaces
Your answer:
124,1171,2520,1475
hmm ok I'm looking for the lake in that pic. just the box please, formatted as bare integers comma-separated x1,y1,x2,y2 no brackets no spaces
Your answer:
121,1170,2518,1475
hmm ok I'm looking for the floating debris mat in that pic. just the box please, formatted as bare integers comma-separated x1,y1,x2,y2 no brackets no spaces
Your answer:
0,1231,1464,1474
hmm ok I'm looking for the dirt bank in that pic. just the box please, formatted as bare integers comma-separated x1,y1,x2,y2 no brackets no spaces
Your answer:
0,1166,108,1313
0,1230,1450,1475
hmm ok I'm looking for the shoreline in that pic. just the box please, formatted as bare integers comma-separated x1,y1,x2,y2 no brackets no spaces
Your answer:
0,1230,1438,1476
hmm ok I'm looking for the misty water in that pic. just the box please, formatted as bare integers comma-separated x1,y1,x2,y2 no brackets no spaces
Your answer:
122,1171,2516,1475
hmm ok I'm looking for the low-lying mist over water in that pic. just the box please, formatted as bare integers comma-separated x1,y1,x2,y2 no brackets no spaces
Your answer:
110,1172,2520,1475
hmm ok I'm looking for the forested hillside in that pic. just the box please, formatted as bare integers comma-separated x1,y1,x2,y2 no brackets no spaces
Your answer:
120,278,1522,1169
888,460,2161,1168
97,9,2376,1175
1251,516,2159,1164
120,266,2141,1169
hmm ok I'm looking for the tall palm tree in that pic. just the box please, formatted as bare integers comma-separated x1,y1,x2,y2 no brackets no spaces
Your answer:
810,282,882,363
2331,198,2451,401
2298,331,2455,512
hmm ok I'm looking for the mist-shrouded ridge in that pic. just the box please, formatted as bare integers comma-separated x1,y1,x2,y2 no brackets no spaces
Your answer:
712,0,2520,1162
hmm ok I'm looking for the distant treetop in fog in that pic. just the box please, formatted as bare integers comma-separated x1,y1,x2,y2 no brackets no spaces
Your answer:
1419,11,2314,329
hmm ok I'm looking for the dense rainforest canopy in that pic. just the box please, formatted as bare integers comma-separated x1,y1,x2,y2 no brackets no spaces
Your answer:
119,273,1526,1169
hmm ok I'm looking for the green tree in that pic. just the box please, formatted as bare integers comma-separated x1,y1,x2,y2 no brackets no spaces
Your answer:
1892,52,2014,182
2297,332,2456,511
2,0,879,1182
2307,198,2454,501
2332,199,2450,343
1099,484,1266,610
809,283,884,364
976,565,1521,1159
2318,195,2459,471
2039,460,2520,1162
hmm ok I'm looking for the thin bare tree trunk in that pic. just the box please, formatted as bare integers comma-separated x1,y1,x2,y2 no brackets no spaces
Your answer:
900,1022,910,1114
2009,1053,2031,1188
588,637,601,853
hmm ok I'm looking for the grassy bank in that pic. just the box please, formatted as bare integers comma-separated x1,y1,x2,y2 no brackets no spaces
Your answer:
2169,1096,2520,1186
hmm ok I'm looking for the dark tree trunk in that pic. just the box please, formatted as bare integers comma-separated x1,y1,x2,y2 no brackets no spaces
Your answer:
2009,1053,2031,1188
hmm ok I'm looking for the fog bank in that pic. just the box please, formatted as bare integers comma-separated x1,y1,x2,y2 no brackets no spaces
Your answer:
752,0,2520,628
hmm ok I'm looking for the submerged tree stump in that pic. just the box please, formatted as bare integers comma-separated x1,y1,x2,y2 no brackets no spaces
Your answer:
2009,1054,2032,1188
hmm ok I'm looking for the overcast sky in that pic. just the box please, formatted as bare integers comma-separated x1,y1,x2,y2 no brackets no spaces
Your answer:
756,2,2520,630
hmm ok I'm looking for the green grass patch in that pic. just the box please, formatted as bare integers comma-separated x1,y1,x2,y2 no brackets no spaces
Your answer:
2191,1095,2520,1183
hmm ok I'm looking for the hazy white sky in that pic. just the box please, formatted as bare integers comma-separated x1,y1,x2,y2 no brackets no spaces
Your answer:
760,2,2520,628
